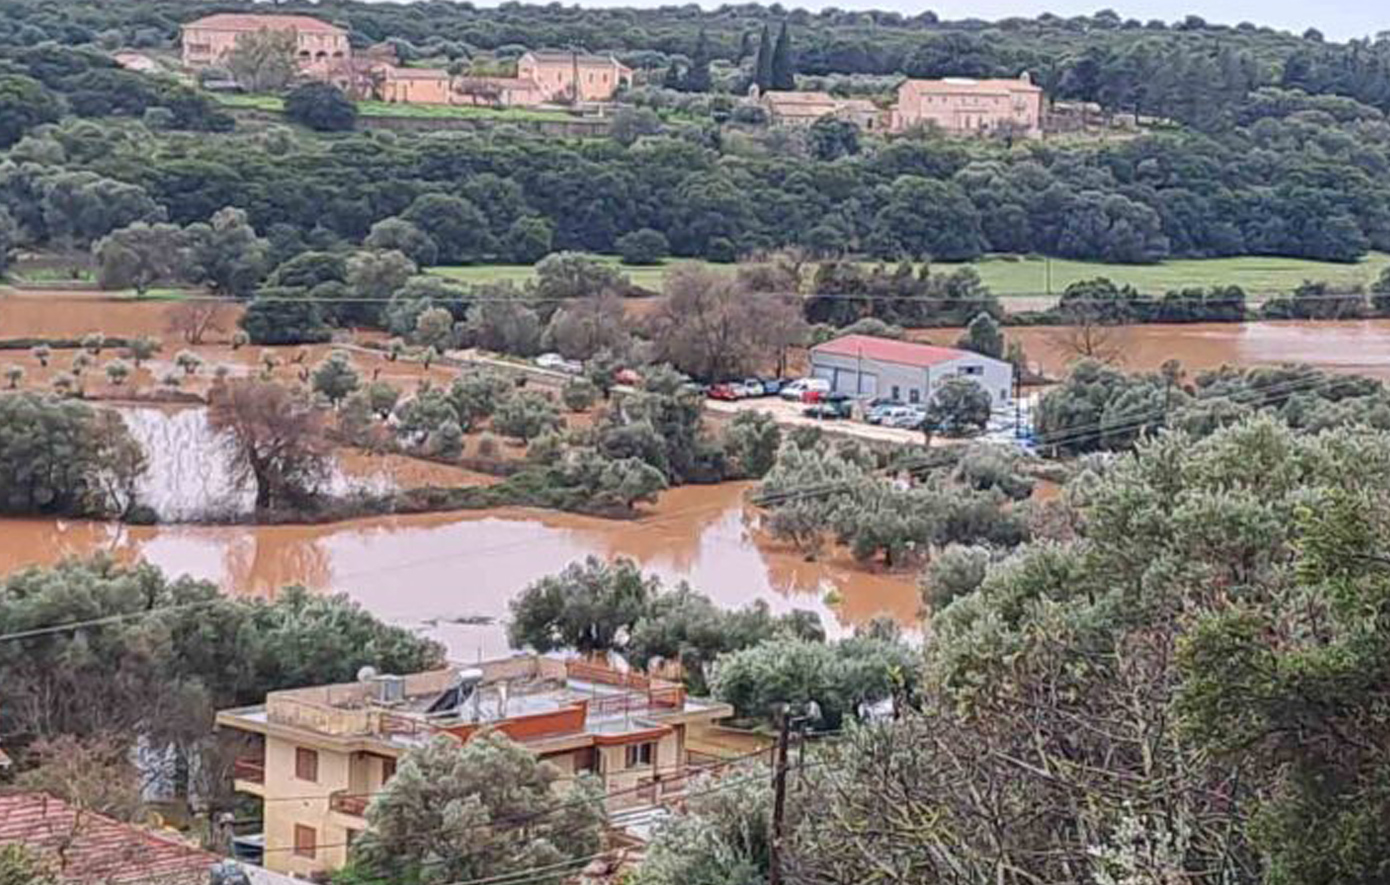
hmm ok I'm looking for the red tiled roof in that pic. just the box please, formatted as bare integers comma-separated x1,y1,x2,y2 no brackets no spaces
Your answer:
0,793,219,884
183,13,346,35
901,76,1041,95
812,334,972,368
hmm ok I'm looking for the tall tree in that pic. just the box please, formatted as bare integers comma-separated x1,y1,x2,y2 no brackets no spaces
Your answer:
682,28,712,93
770,21,795,90
225,28,299,93
754,23,774,90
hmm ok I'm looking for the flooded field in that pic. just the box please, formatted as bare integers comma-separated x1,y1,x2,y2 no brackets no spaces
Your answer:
0,484,922,658
915,319,1390,381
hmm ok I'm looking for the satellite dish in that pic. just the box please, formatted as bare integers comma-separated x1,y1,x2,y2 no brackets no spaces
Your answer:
357,665,379,682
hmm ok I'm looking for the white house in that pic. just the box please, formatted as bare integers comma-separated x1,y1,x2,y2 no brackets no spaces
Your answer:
809,334,1013,408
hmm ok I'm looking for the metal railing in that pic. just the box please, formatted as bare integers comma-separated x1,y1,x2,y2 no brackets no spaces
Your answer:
232,757,265,784
330,790,369,817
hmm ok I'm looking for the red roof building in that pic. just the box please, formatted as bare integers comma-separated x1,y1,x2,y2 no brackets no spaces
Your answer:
810,334,1014,406
811,334,972,368
0,792,218,884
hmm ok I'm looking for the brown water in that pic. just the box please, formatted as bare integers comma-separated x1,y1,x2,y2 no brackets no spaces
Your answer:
0,484,922,658
913,319,1390,380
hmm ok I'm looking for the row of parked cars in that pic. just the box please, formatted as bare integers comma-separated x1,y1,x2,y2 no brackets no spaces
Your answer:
707,377,832,402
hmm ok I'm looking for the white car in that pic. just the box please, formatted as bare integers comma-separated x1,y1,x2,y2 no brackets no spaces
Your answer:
779,378,830,401
535,353,583,375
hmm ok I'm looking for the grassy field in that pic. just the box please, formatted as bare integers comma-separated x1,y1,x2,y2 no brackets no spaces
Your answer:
215,94,574,123
432,252,1390,300
934,253,1390,297
432,256,685,292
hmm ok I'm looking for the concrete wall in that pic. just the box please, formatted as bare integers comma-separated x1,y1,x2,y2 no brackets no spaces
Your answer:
811,352,1013,408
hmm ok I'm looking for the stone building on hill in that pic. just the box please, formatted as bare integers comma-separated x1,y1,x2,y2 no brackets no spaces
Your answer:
517,51,633,103
180,13,351,71
890,74,1044,137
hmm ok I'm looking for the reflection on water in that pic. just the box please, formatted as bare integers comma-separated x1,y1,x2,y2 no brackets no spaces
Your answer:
0,484,921,658
118,407,394,521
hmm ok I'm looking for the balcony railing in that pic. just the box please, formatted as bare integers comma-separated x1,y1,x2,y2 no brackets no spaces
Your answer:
330,790,369,817
232,758,265,784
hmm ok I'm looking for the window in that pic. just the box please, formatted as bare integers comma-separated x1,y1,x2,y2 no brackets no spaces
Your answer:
909,389,921,404
346,829,361,849
625,742,655,768
891,386,900,400
293,824,317,859
959,366,984,376
381,757,397,784
295,747,318,783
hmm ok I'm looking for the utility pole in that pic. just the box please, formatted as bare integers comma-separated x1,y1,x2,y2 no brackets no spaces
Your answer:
769,708,792,885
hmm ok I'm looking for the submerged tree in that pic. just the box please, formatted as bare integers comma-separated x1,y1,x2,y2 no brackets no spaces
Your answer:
207,380,330,511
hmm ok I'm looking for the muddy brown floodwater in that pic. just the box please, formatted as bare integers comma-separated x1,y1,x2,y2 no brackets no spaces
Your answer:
0,484,922,659
913,319,1390,381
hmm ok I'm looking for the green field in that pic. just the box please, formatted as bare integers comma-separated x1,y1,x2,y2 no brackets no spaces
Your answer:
215,94,574,123
432,256,683,292
935,253,1390,298
432,252,1390,301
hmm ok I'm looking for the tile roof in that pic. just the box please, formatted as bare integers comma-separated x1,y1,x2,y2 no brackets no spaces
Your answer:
523,50,628,68
0,793,218,884
183,13,346,35
812,334,976,368
381,65,450,81
901,76,1042,95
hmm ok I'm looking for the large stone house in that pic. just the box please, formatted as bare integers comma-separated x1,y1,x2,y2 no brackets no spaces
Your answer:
517,51,633,103
890,74,1044,137
180,13,351,70
216,656,736,878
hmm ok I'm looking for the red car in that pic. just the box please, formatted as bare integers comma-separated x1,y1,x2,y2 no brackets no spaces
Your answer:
614,368,641,386
708,383,741,401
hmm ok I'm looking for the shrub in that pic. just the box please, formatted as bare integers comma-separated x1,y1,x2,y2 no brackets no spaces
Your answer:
616,228,670,266
561,378,598,412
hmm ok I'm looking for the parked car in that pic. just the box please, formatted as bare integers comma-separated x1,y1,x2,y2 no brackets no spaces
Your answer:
781,378,830,401
758,378,786,396
614,368,641,386
535,353,582,374
866,401,908,424
738,379,766,398
884,408,929,430
708,382,742,401
803,393,854,420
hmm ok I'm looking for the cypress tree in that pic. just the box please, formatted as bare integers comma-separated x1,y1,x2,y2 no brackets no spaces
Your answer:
683,28,712,93
737,30,753,63
771,21,795,90
754,23,774,90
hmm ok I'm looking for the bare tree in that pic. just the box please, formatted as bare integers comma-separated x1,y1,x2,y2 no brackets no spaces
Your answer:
1050,309,1126,365
165,300,231,346
649,266,806,380
207,380,331,511
14,735,145,822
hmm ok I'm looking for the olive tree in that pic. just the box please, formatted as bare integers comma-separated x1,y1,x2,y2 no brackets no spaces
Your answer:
349,733,603,885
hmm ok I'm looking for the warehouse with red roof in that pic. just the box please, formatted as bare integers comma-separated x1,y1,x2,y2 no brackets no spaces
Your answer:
809,334,1014,407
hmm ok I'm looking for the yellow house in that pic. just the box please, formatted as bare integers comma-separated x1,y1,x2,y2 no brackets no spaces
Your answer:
216,656,734,878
